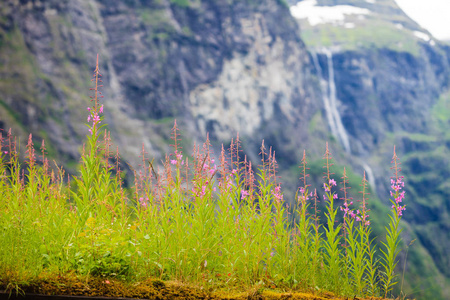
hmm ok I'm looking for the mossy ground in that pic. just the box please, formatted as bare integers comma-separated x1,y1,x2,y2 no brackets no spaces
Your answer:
0,273,391,300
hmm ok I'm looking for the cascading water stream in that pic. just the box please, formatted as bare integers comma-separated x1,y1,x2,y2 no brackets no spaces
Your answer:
313,49,376,191
311,51,338,140
362,162,376,192
324,49,351,154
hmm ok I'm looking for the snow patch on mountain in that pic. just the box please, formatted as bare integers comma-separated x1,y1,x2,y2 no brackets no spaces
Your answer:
413,31,436,45
290,0,370,26
413,31,430,41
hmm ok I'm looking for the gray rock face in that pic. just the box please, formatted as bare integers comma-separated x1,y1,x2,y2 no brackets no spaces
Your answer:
96,0,318,154
0,0,318,168
328,45,448,154
0,0,94,162
328,46,450,284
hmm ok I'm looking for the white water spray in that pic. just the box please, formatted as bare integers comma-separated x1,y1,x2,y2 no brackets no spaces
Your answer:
362,162,376,192
311,51,339,140
313,49,376,190
324,49,351,153
313,49,351,153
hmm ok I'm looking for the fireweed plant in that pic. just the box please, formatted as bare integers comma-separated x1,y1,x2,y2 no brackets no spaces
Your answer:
0,57,407,298
381,147,406,297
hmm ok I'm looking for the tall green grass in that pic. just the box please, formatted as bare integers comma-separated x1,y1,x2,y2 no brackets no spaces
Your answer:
0,56,405,298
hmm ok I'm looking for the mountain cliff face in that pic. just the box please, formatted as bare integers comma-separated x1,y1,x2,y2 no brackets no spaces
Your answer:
1,0,449,299
292,0,450,298
0,0,318,169
328,42,450,299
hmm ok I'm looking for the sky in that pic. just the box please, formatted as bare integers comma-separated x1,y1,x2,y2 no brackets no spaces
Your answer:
394,0,450,40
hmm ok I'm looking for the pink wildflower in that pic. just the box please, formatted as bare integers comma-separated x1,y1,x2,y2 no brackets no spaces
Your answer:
396,205,406,216
200,185,206,197
241,190,249,199
209,164,217,175
272,185,283,202
396,191,405,204
340,201,354,218
329,178,337,186
93,114,101,123
138,197,148,207
390,175,406,217
349,210,356,219
99,105,104,114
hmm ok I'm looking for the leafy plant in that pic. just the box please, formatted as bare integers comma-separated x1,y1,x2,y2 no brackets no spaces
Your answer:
380,147,406,297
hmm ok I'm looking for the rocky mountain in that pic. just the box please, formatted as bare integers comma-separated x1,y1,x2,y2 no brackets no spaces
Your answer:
0,0,449,299
0,0,318,169
291,0,450,298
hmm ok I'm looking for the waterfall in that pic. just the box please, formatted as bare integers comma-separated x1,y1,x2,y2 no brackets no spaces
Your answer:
312,50,351,153
311,51,339,140
362,162,376,192
324,49,351,153
313,49,376,190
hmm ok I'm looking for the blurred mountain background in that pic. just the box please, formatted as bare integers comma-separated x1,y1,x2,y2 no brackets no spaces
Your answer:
0,0,449,298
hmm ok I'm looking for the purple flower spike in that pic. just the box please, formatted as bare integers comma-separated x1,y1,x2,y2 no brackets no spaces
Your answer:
390,174,406,217
241,190,249,200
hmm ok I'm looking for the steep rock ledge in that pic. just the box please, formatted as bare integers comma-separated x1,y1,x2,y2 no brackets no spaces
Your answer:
0,0,319,168
98,0,319,162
